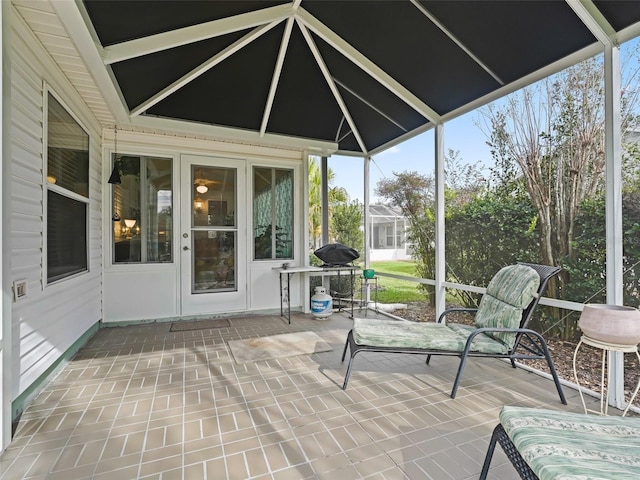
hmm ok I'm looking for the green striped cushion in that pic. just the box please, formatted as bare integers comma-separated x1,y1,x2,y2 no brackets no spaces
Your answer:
352,318,510,354
475,265,540,348
500,406,640,480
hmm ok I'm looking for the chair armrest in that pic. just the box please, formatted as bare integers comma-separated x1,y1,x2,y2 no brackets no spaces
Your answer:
464,327,544,353
437,308,478,324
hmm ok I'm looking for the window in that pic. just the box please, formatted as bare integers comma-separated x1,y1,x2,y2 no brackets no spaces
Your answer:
46,93,89,283
112,155,173,263
253,167,293,260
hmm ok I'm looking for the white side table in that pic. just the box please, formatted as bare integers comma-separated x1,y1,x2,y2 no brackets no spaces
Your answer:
573,335,640,416
359,275,378,316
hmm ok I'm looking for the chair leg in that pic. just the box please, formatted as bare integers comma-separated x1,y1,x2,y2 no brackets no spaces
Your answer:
479,424,500,480
542,345,567,405
450,353,470,398
341,330,353,362
342,353,356,390
341,330,358,390
426,354,432,365
528,332,567,405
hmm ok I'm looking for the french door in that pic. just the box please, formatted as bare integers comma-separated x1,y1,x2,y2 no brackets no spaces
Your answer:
180,155,246,315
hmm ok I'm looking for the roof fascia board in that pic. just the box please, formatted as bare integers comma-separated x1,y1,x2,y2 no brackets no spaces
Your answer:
102,3,293,64
409,0,504,85
566,0,616,46
260,17,295,136
131,20,281,117
51,0,130,124
131,115,338,154
296,8,441,123
298,21,368,154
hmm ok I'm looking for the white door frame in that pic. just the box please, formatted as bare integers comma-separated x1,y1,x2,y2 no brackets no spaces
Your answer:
179,154,247,315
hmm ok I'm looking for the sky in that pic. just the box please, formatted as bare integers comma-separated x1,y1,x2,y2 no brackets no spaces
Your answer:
329,109,493,204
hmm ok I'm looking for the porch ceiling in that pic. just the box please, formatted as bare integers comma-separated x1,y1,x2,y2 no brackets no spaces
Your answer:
54,1,640,155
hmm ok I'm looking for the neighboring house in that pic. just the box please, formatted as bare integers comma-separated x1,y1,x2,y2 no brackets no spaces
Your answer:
367,205,412,261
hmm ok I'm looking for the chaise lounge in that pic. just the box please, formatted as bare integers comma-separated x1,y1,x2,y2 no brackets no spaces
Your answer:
480,406,640,479
341,263,566,403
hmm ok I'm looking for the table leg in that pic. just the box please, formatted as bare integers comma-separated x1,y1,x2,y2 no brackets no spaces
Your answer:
573,339,588,414
279,272,283,317
286,272,291,324
601,349,608,415
622,350,640,416
350,268,354,319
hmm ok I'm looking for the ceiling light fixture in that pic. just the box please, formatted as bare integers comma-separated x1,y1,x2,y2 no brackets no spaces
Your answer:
196,184,208,194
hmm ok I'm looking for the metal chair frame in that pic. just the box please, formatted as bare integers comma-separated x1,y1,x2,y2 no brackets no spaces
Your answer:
341,263,567,404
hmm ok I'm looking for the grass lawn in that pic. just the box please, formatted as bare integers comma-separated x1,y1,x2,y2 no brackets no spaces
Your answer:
367,260,426,304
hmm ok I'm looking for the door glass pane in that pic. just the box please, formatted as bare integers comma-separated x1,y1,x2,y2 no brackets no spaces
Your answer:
253,167,293,259
191,164,237,293
192,230,236,292
146,157,173,262
254,167,273,259
192,166,236,227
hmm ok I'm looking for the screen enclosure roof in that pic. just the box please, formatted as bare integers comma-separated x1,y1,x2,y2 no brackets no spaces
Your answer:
78,0,640,156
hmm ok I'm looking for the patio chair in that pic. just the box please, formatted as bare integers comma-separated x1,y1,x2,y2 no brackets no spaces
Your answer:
480,406,640,480
341,263,566,404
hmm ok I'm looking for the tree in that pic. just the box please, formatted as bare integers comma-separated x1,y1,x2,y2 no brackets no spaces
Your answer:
481,55,640,292
330,201,364,254
446,190,538,306
308,157,347,250
376,171,436,304
444,148,486,207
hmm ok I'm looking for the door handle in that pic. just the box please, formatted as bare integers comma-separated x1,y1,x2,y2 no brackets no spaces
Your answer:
183,246,191,251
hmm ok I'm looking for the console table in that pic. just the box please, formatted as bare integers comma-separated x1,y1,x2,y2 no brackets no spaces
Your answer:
276,266,357,323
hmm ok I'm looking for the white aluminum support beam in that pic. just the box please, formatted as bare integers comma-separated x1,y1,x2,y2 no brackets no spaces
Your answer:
333,78,408,132
410,0,504,85
131,20,281,117
102,4,293,64
604,43,625,408
296,8,441,124
363,156,371,270
434,123,446,319
260,17,295,136
567,0,617,46
298,20,368,154
363,156,371,304
321,156,329,245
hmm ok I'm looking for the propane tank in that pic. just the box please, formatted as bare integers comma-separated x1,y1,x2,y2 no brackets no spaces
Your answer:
311,286,333,319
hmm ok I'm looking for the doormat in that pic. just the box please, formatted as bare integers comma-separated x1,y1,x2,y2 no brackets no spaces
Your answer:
228,331,333,364
170,318,231,332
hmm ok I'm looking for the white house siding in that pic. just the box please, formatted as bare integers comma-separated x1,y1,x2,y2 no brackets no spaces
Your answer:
10,12,103,398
